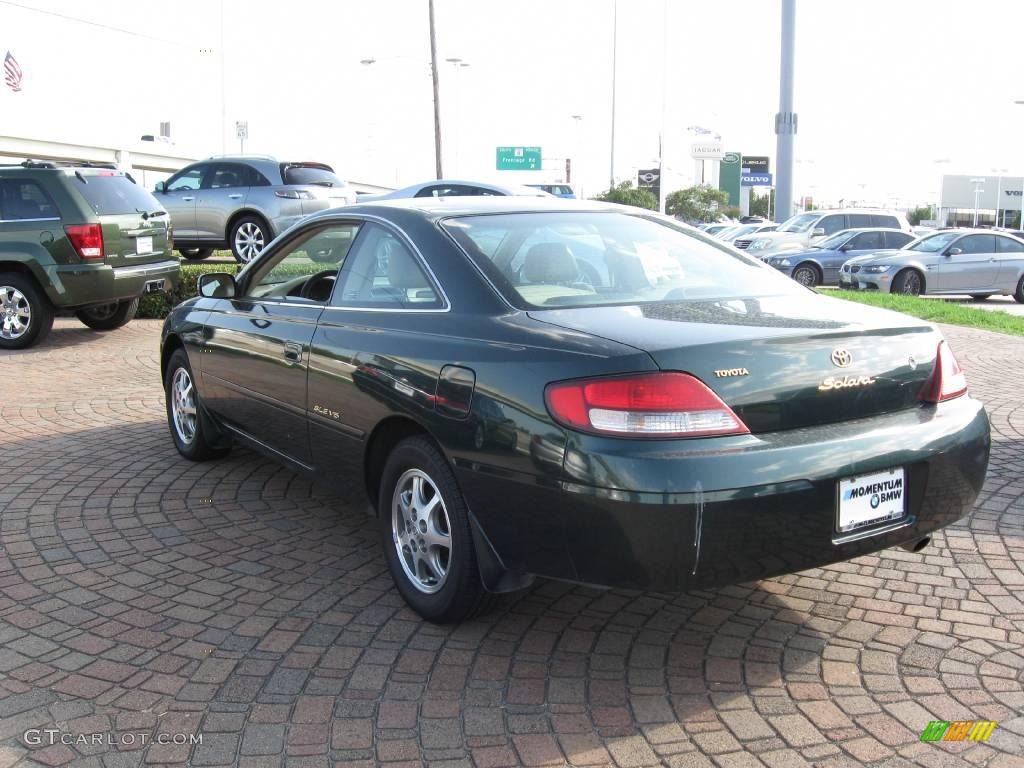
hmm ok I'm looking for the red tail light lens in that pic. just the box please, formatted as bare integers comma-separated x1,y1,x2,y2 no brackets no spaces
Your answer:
64,224,104,261
545,372,749,438
919,341,968,403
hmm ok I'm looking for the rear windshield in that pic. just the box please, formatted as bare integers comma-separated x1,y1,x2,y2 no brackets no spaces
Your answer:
442,212,803,309
281,164,345,187
72,173,160,215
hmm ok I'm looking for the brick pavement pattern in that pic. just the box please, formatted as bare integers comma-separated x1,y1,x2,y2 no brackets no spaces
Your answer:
0,319,1022,768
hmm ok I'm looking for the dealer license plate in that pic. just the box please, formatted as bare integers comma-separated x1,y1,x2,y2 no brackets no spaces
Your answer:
135,236,153,255
837,467,906,533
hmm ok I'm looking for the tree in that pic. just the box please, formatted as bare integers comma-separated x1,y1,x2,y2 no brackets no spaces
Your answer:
749,192,772,219
592,181,658,210
907,205,934,226
665,185,730,223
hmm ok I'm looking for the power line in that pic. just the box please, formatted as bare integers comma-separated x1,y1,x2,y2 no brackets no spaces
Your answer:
0,0,195,48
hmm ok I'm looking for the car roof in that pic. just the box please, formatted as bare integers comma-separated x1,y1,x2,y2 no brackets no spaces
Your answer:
382,179,553,197
322,196,641,221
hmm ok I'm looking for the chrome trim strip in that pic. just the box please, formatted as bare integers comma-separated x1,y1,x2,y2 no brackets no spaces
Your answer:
0,216,61,223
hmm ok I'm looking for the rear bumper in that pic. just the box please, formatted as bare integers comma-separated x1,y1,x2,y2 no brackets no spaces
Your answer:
460,396,990,591
46,259,180,308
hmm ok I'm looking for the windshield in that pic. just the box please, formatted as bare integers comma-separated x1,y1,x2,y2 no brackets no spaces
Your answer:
72,173,161,215
907,232,959,253
442,212,803,309
721,224,759,241
816,230,856,249
777,212,820,233
281,164,345,187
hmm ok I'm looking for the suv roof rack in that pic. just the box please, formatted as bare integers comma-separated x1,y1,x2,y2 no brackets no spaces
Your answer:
0,159,119,170
206,154,276,161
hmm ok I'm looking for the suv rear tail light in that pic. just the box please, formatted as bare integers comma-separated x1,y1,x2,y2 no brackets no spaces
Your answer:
919,341,968,403
64,224,104,261
275,189,314,200
545,372,749,438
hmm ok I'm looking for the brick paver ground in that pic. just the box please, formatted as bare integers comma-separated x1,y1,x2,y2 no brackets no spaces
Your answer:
0,319,1022,768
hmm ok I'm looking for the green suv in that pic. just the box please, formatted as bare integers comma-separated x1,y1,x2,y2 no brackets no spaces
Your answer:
0,160,179,349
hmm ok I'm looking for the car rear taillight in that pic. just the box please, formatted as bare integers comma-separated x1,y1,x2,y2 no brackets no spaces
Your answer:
919,341,968,403
545,372,749,438
275,189,314,199
64,224,104,261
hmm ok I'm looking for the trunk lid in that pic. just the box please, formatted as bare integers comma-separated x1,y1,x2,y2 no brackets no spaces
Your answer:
67,170,173,266
529,294,941,433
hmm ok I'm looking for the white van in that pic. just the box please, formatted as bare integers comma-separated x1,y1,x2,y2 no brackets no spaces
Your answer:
743,209,911,256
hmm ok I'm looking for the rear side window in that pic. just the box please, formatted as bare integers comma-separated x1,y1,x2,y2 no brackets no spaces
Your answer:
204,163,266,189
281,164,344,188
73,174,161,216
850,231,884,250
334,224,442,309
996,236,1024,253
848,214,873,228
885,231,913,248
0,180,59,220
873,215,901,228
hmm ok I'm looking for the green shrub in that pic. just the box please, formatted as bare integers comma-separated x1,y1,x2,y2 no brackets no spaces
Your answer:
138,263,241,319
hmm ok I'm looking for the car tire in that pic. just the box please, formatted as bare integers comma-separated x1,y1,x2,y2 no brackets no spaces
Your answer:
0,272,54,350
164,349,232,461
792,263,820,288
379,436,489,623
229,216,270,264
892,269,924,295
76,298,139,331
1014,276,1024,304
179,248,214,260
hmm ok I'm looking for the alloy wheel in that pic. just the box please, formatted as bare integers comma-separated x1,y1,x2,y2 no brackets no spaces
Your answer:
0,285,31,340
903,272,922,295
391,468,452,594
171,367,198,445
793,267,817,287
234,222,265,262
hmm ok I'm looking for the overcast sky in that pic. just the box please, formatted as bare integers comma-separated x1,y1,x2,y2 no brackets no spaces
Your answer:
2,0,1023,209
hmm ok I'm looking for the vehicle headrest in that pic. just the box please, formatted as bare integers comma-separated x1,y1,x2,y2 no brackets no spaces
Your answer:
523,243,577,283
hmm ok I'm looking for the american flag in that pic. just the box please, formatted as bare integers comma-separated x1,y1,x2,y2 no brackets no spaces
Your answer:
4,51,23,92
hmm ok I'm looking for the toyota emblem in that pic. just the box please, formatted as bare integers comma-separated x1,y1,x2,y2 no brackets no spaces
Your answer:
831,348,853,368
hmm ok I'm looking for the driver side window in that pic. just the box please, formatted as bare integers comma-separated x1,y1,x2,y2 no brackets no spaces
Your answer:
247,222,362,302
167,166,204,192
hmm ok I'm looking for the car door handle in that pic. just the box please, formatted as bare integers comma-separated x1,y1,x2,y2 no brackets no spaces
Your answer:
228,194,243,200
182,196,194,202
283,342,303,362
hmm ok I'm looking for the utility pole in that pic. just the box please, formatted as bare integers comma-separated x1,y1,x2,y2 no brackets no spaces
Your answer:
658,0,668,214
428,0,443,179
774,0,797,222
609,0,618,189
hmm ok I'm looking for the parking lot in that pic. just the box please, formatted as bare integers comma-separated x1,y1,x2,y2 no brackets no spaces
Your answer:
0,319,1021,768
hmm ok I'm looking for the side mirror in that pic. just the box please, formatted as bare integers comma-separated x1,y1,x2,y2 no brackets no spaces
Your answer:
947,247,963,256
154,181,166,194
197,272,236,299
811,227,826,237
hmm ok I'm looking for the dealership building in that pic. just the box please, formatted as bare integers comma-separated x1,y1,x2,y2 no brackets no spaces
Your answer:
940,174,1024,228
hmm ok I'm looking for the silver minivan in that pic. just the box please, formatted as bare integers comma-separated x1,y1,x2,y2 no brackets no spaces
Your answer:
154,156,357,263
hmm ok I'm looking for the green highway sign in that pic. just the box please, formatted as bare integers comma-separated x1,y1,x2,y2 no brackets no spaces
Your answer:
496,146,541,171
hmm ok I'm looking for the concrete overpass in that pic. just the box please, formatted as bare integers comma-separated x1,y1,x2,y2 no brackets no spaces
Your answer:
0,135,395,195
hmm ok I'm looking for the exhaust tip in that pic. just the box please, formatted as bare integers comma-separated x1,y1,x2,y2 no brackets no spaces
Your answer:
900,535,931,553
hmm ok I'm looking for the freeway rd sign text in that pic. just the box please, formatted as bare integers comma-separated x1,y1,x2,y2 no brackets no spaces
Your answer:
497,146,541,171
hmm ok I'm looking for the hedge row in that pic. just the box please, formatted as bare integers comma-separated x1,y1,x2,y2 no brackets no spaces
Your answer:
137,259,342,319
138,263,241,319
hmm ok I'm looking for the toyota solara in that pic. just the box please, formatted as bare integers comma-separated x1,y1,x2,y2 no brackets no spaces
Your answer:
160,198,990,622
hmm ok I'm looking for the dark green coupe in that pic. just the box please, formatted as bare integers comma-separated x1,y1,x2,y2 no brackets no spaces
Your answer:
160,198,990,622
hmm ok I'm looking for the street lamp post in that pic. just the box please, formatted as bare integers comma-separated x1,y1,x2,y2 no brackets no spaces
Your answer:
970,178,986,227
774,0,798,222
992,168,1008,227
570,114,583,198
609,0,618,188
445,58,470,176
428,0,443,179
